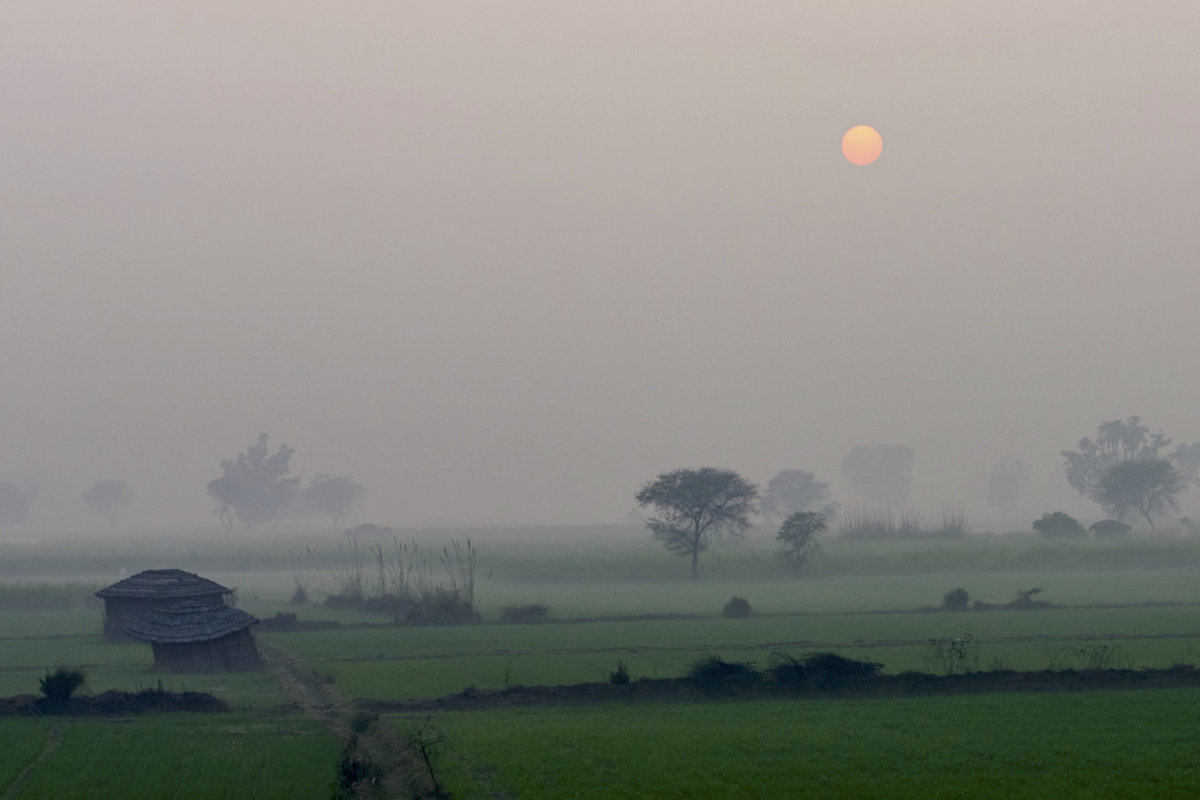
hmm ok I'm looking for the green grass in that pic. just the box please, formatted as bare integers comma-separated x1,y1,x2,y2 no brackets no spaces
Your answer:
409,688,1200,799
0,718,54,788
265,603,1200,701
3,713,339,799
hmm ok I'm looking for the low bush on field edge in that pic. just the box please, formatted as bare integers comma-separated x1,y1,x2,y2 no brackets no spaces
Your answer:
498,603,550,624
722,596,752,618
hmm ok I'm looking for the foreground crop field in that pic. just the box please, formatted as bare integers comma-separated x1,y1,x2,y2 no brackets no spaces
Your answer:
0,713,339,799
410,689,1200,799
4,525,1200,798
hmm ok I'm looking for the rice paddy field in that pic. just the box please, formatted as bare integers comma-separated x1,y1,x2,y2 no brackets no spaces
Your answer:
2,524,1200,797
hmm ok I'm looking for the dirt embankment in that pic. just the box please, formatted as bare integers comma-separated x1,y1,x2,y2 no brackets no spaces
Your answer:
360,665,1200,714
0,689,226,717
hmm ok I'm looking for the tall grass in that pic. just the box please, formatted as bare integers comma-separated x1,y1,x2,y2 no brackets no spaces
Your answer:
839,503,968,541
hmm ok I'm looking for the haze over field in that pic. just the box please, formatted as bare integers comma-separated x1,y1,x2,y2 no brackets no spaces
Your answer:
2,2,1198,529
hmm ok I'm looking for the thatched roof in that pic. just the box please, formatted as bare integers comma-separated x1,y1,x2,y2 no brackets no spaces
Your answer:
124,600,258,644
95,569,231,600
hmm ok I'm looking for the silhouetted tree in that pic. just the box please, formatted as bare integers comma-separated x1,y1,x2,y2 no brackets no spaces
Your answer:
986,458,1024,509
206,434,299,530
1062,416,1171,506
761,469,839,525
775,511,826,570
301,474,366,527
841,444,914,506
1096,459,1186,528
83,479,132,526
0,482,31,527
635,468,759,581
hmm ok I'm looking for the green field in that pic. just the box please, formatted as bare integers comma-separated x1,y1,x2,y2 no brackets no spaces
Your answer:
3,525,1200,797
0,714,340,799
408,690,1200,799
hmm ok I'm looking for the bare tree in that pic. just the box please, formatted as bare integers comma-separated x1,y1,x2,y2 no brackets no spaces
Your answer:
635,468,759,581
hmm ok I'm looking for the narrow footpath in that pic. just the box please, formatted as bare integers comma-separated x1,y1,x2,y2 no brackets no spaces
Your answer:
259,640,440,799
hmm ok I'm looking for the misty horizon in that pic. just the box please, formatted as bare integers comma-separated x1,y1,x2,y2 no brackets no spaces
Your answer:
3,2,1198,530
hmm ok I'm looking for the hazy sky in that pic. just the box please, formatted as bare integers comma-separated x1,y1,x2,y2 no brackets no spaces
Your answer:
3,2,1198,529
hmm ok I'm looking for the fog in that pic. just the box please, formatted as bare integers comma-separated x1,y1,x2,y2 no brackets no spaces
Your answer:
3,2,1198,530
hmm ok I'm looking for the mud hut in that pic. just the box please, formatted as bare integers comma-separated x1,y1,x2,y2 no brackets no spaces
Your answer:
124,600,261,672
96,569,232,641
1089,519,1132,538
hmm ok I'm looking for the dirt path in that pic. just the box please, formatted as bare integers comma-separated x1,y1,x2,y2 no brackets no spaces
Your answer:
259,640,440,799
1,723,61,800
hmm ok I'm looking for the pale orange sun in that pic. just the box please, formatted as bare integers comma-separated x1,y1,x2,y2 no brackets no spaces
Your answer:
841,125,882,166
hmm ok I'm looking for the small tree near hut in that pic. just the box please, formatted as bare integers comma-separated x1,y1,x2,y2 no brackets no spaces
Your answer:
635,468,759,581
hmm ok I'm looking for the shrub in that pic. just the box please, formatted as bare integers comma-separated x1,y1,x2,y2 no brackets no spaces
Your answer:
722,596,752,618
609,660,630,685
942,587,969,611
1033,511,1087,538
498,603,550,624
686,656,760,686
39,665,86,706
766,651,883,688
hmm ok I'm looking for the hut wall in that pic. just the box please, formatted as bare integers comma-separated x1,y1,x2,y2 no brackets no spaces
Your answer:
102,593,226,642
150,629,262,672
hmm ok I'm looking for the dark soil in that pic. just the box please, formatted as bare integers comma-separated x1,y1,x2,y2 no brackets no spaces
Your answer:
358,665,1200,713
0,689,228,717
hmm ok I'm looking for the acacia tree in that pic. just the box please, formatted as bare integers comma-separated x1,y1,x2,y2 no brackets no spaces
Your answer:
206,434,299,530
760,469,839,525
1062,416,1171,505
1097,459,1186,528
83,479,132,526
301,474,366,528
635,468,759,581
841,444,914,506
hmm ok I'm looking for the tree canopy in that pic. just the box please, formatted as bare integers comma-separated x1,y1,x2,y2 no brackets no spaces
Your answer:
301,474,366,527
775,510,826,570
760,469,838,525
206,434,300,530
1062,416,1171,503
635,467,759,581
1096,459,1186,528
